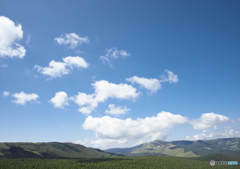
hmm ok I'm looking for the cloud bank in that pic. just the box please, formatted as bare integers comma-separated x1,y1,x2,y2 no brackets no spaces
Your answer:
81,112,233,148
83,111,188,147
186,126,240,140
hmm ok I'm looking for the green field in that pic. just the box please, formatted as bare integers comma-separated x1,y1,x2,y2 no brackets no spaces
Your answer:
0,155,239,169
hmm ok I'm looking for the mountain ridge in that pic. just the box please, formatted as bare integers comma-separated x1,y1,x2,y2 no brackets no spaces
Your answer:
0,142,123,158
105,137,240,157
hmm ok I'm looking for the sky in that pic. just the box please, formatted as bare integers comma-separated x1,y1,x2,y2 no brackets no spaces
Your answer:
0,0,240,149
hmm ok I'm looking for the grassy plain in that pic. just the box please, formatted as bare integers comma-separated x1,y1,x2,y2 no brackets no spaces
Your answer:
0,155,239,169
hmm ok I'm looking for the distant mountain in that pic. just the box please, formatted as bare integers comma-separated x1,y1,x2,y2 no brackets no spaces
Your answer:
0,142,123,158
105,137,240,157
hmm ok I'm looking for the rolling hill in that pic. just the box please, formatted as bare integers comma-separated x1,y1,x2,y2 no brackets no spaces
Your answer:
0,142,123,158
105,137,240,157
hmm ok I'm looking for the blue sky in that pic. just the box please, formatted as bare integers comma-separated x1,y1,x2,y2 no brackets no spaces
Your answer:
1,0,240,149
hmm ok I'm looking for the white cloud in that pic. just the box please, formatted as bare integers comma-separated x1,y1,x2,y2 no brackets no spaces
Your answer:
76,50,83,54
133,140,144,146
100,47,130,67
126,76,161,93
3,91,10,97
54,33,89,49
25,34,31,47
159,69,179,83
186,126,240,140
164,69,178,83
126,70,178,93
0,16,26,59
1,63,8,67
12,91,39,105
91,138,128,147
70,80,140,115
119,50,131,58
34,56,89,79
34,61,69,79
78,106,93,115
63,56,89,69
76,139,88,145
105,104,130,115
100,55,113,68
190,113,230,130
83,111,188,147
49,91,68,109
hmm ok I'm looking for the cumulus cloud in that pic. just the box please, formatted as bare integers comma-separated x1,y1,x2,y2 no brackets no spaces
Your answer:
186,126,240,140
70,80,140,115
100,47,130,67
105,104,130,115
0,16,26,59
82,111,188,147
126,76,161,93
3,91,10,97
126,70,178,93
34,56,89,79
12,91,39,105
190,113,230,130
49,91,68,109
54,33,89,49
63,56,89,69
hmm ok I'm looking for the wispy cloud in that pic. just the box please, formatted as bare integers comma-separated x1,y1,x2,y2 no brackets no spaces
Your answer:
76,139,88,145
25,34,31,47
54,33,89,49
3,91,10,97
1,63,8,67
100,47,131,68
100,55,113,68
